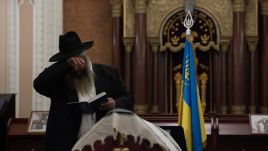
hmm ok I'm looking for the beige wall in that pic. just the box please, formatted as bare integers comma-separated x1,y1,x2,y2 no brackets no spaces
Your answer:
19,1,33,118
0,0,33,118
0,0,7,92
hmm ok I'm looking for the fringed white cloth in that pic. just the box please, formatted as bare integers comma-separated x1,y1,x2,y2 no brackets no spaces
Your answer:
72,109,181,151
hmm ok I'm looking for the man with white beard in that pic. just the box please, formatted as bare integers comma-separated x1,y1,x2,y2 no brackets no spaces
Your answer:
33,31,132,151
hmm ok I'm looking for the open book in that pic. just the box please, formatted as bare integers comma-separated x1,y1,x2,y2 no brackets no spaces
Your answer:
67,92,108,114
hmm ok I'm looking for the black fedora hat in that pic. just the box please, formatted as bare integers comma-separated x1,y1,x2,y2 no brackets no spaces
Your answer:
49,31,94,62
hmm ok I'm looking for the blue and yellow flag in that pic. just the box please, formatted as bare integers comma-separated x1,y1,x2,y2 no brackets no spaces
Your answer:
178,39,207,151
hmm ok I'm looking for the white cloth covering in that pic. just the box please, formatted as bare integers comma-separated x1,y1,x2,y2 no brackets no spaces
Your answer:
72,109,182,151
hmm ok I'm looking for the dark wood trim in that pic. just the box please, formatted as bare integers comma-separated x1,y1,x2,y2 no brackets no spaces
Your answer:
250,51,257,112
7,118,44,137
152,51,159,113
134,13,147,110
227,41,233,114
217,114,249,123
209,52,214,112
221,52,227,113
163,52,169,113
124,52,132,91
232,12,245,111
112,17,123,74
141,114,249,124
213,51,222,113
158,52,166,113
261,15,268,111
146,43,153,111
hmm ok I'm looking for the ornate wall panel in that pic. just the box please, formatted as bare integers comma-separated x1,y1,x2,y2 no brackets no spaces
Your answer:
195,0,233,38
147,0,183,38
124,0,258,38
160,9,219,52
32,0,63,111
245,0,258,37
123,0,234,39
123,0,135,38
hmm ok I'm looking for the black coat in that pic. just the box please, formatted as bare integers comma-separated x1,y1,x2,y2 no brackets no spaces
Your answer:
33,61,132,151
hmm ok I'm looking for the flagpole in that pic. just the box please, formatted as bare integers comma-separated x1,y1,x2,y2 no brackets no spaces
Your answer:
178,2,207,150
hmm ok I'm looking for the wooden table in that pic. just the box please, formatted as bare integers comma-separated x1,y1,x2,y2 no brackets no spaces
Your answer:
7,118,45,151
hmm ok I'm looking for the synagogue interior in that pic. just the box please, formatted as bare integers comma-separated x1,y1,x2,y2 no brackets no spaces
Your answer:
1,0,268,151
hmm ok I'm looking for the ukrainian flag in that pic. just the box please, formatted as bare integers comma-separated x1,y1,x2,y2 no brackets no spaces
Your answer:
178,39,207,151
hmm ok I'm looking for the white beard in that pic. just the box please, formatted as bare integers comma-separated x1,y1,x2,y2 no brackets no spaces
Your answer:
71,57,94,97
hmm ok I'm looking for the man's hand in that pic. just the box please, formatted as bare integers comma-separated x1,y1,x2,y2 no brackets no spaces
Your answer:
100,98,116,111
67,57,86,71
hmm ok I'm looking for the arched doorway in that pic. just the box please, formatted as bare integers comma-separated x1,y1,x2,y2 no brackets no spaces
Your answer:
158,8,221,114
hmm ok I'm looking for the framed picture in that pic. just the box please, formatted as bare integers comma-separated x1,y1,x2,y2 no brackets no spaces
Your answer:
249,114,268,134
27,111,49,133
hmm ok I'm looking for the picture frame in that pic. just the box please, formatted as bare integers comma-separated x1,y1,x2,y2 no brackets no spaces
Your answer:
249,114,268,134
27,111,49,133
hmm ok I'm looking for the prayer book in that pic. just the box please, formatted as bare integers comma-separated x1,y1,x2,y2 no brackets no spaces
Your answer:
67,92,108,114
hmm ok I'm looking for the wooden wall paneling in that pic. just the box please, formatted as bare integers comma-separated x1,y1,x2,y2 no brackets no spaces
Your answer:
148,39,160,113
212,51,222,113
219,40,230,114
247,38,258,113
260,2,268,113
133,0,147,114
132,46,136,104
152,50,159,113
244,44,250,113
164,52,169,113
124,51,132,91
249,50,257,113
168,52,173,113
146,42,153,112
209,52,214,112
231,5,246,113
158,52,166,113
221,49,228,114
123,38,134,92
112,17,123,73
227,41,233,114
111,0,123,74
